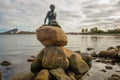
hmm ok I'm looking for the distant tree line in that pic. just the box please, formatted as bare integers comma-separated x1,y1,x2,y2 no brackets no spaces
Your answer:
81,27,120,34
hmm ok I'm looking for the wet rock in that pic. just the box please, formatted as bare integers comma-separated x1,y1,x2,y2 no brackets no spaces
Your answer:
115,70,120,73
69,53,90,74
6,67,11,70
75,73,86,80
99,50,118,58
27,58,35,62
1,61,12,66
31,49,44,73
80,53,92,68
75,51,81,53
117,51,120,62
67,72,76,80
62,48,75,59
69,76,76,80
116,45,120,49
90,52,98,57
42,46,69,70
108,77,120,80
35,69,51,80
101,69,106,72
50,68,71,80
112,74,120,79
107,47,116,51
36,26,67,47
101,59,112,64
105,66,113,70
95,59,101,62
87,48,94,51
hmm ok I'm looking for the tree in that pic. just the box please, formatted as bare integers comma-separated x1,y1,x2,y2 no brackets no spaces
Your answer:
85,28,88,33
81,29,85,33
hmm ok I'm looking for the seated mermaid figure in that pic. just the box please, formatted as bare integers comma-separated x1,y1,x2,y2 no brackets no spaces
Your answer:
44,4,61,27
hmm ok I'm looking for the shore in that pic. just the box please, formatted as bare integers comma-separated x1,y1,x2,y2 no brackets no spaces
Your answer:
2,60,119,80
0,46,120,80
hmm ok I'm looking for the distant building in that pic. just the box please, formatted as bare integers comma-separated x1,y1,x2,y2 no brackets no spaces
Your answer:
3,28,18,34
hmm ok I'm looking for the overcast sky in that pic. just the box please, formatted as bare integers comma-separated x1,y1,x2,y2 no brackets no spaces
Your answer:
0,0,120,32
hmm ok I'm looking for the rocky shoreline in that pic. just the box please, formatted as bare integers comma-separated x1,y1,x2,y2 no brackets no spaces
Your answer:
0,45,120,80
0,26,120,80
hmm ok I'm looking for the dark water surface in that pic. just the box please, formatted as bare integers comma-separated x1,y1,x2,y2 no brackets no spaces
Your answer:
0,34,120,80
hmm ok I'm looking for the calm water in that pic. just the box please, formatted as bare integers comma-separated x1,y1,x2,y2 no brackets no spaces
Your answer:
0,34,120,80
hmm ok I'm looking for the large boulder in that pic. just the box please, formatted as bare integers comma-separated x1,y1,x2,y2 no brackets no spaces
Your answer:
42,46,69,69
99,50,118,58
80,53,92,68
50,68,71,80
31,49,44,73
35,69,51,80
36,26,67,47
62,47,75,59
69,53,90,75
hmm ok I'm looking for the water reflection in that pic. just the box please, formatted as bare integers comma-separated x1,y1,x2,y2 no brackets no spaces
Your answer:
67,35,120,53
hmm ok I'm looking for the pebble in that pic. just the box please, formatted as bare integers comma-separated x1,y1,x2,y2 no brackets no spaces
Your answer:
1,61,12,66
101,69,106,72
105,66,113,70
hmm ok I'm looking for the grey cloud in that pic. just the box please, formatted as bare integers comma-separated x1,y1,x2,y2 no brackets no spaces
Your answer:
0,0,120,32
80,19,100,23
58,10,83,18
86,9,117,18
113,18,120,23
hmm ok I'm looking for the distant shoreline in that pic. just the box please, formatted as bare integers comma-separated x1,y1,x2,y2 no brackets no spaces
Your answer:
0,33,120,36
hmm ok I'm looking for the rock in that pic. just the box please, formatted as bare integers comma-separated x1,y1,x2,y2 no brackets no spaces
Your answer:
27,58,35,62
62,48,75,59
87,48,94,51
116,45,120,49
6,67,11,70
35,69,51,80
107,47,116,51
69,76,76,80
105,66,113,70
108,77,120,80
117,51,120,62
0,71,1,80
99,50,118,58
75,73,86,80
1,61,12,66
36,26,67,47
115,70,120,73
69,53,90,74
42,46,69,70
101,69,106,72
75,51,81,53
31,49,44,73
50,68,71,80
112,74,120,79
80,53,92,68
68,72,76,80
96,59,101,62
101,59,112,64
90,52,98,57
